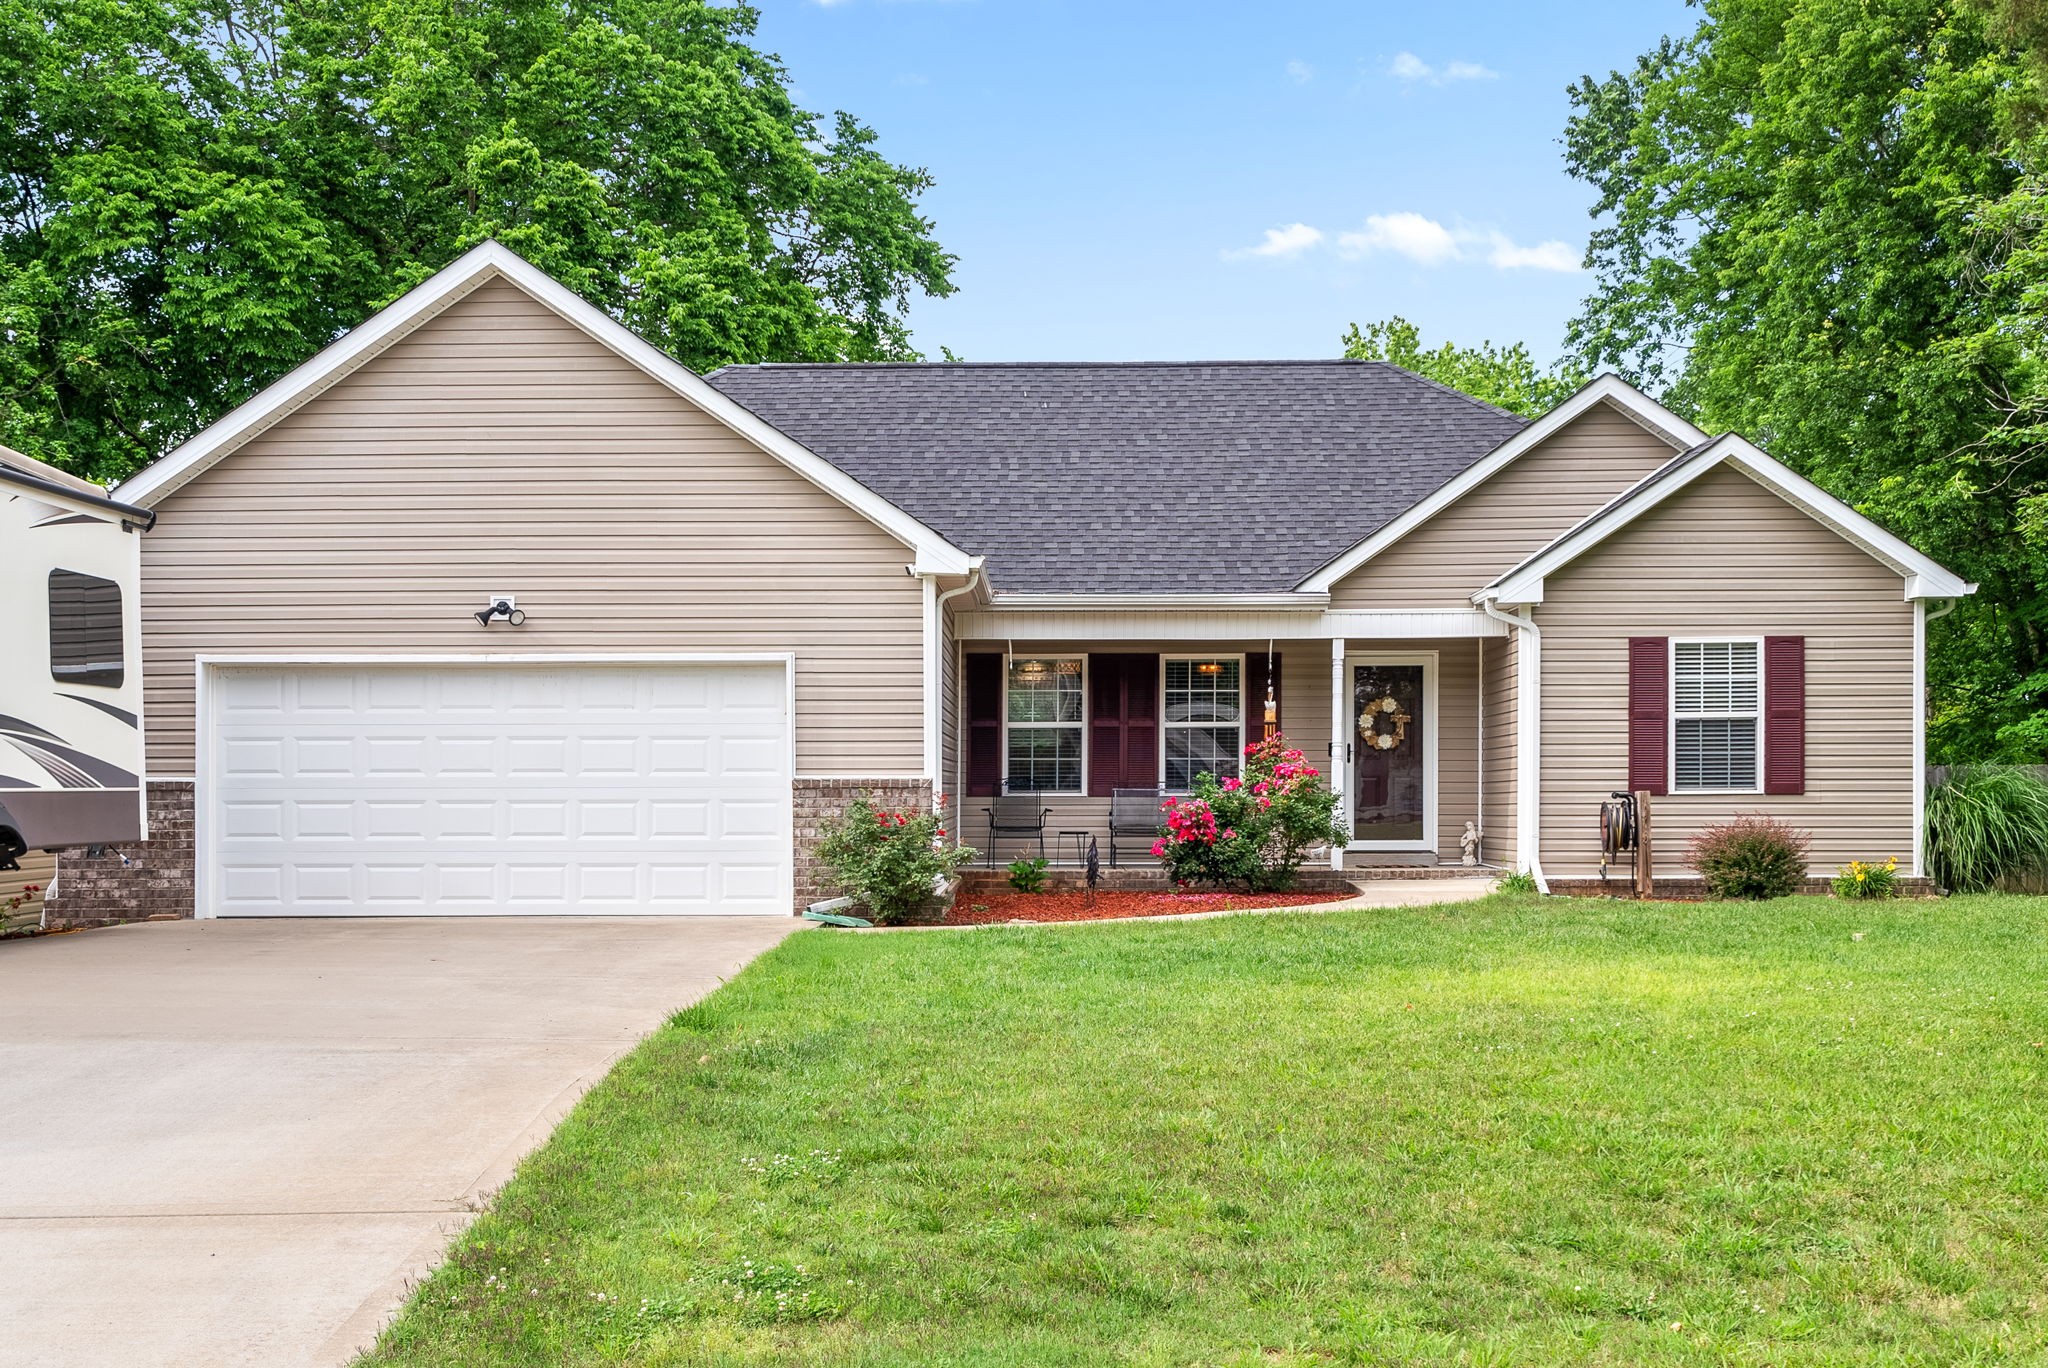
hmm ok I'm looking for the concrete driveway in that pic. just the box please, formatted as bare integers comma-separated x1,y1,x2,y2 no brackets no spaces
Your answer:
0,915,798,1368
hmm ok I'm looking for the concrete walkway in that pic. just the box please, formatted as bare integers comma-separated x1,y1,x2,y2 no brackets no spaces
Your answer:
0,915,798,1368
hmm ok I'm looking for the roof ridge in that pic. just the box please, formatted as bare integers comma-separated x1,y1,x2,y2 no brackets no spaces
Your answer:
718,358,1378,371
1369,361,1531,425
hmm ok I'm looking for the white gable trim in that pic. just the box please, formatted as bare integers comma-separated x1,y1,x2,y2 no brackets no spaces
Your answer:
112,242,975,573
1296,375,1708,593
1477,433,1975,605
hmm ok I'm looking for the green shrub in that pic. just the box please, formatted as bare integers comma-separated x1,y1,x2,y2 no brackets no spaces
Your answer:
1925,765,2048,893
815,795,977,924
1832,857,1900,900
1686,813,1811,900
1494,870,1538,895
1153,733,1346,892
1006,856,1050,894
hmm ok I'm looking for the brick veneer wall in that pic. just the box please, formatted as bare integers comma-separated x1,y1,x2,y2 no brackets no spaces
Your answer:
793,778,934,913
45,781,196,929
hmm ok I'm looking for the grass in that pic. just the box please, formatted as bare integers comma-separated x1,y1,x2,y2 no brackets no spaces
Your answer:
362,893,2048,1366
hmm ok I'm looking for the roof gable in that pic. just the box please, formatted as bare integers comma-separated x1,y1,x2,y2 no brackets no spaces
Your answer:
1480,432,1974,604
1296,375,1707,593
112,242,974,574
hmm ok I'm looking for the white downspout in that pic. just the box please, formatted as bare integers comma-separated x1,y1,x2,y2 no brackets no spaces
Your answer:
928,565,984,833
1915,597,1956,879
1479,597,1547,893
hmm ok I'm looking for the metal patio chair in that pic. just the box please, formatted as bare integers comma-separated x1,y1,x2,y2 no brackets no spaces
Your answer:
983,790,1052,866
1108,786,1166,867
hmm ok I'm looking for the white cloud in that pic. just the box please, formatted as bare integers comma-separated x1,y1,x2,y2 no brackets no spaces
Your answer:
1484,233,1581,272
1285,59,1314,85
1337,212,1462,266
1388,51,1498,86
1230,212,1583,273
1223,222,1326,260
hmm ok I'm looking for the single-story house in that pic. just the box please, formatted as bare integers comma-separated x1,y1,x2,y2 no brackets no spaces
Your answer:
43,242,1972,923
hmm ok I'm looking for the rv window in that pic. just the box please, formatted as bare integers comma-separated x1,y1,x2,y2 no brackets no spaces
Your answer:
49,569,124,688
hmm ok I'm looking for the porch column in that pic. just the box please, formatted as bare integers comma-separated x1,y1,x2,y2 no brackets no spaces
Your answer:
1329,637,1347,870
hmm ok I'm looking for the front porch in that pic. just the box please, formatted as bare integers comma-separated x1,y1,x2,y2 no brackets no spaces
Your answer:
947,629,1515,875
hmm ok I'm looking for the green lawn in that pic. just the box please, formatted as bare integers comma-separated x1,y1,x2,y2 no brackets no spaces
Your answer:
363,894,2048,1366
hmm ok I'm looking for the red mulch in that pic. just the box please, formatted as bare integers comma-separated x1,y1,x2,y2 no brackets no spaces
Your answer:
944,889,1355,925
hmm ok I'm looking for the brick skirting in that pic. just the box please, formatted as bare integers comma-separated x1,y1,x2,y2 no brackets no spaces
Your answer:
45,781,196,929
793,778,935,913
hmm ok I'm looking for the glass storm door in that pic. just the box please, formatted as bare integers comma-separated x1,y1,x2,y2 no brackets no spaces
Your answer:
1349,659,1432,847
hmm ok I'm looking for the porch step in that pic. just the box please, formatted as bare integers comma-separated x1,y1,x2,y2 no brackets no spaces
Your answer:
1347,864,1504,880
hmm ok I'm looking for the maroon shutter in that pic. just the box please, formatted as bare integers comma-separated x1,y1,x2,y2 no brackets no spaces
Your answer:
1244,653,1282,745
1124,654,1158,789
965,653,1003,795
1088,655,1126,796
1088,654,1158,796
1627,637,1668,795
1763,635,1806,795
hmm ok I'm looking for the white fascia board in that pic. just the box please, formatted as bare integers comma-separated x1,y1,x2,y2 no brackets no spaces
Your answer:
114,242,977,574
1296,375,1708,594
987,592,1331,610
953,606,1507,642
1478,433,1976,605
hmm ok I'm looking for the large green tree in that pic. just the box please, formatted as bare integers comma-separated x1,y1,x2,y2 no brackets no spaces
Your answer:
1564,0,2048,762
0,0,953,482
1341,316,1585,418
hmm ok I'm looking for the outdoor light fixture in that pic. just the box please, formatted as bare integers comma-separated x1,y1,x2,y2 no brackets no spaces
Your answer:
474,595,526,627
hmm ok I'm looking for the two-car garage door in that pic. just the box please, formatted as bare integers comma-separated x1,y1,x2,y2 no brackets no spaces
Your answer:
204,661,791,916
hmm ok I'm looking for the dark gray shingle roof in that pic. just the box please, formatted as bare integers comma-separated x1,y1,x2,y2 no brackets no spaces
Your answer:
704,360,1527,594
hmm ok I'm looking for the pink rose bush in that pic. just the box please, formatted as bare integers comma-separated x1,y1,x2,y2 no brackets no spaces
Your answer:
1152,733,1346,891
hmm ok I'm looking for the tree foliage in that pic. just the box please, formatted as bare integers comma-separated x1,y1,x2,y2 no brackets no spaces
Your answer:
0,0,953,481
1564,0,2047,761
1341,316,1586,419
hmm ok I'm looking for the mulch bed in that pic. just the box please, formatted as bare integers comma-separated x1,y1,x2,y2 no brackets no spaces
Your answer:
944,888,1356,925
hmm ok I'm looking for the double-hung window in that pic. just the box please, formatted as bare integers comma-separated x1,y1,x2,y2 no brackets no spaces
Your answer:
1672,640,1761,791
1006,657,1083,792
1163,657,1242,791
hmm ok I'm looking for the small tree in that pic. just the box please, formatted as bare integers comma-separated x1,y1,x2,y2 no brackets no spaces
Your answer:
815,794,976,924
1153,734,1346,892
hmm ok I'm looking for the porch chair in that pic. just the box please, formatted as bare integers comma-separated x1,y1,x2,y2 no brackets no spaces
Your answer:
1108,786,1166,868
983,790,1052,867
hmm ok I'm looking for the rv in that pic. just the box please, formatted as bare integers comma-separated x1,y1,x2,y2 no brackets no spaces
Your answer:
0,446,153,869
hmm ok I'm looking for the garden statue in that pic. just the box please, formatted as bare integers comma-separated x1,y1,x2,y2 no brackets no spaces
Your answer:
1460,821,1480,867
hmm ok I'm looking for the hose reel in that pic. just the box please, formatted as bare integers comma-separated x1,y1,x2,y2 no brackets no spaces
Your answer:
1598,791,1639,889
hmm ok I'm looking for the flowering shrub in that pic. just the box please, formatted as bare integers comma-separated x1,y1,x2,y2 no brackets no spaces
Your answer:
815,794,977,924
1833,857,1900,900
1152,733,1346,892
1687,813,1811,900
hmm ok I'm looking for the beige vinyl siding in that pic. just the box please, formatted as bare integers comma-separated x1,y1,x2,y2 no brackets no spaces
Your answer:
142,275,924,775
1537,464,1915,878
1480,632,1518,869
1329,404,1683,609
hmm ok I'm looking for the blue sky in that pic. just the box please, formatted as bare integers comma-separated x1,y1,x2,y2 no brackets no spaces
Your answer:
751,0,1697,365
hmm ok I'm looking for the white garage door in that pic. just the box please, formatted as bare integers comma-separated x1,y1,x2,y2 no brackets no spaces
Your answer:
204,661,791,916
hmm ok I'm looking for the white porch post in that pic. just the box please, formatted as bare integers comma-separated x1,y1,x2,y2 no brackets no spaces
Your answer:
1329,637,1347,870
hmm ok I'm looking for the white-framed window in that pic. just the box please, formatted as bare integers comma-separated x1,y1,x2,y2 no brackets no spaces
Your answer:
1005,657,1084,792
1163,656,1243,791
1671,639,1762,792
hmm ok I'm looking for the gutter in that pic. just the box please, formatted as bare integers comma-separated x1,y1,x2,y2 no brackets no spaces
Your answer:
0,465,157,531
1478,596,1548,893
983,591,1331,610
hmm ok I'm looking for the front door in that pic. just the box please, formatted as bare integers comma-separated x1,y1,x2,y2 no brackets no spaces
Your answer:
1347,654,1435,851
